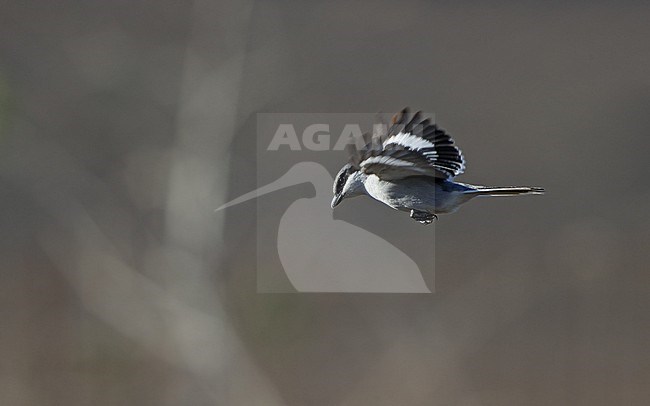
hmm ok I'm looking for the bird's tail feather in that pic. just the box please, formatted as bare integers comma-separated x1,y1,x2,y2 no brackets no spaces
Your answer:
469,186,545,196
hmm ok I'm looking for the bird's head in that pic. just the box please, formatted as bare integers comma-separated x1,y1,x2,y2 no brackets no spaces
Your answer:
331,163,366,209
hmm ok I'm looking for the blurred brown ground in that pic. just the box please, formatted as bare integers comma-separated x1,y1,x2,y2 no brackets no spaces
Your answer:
1,1,650,405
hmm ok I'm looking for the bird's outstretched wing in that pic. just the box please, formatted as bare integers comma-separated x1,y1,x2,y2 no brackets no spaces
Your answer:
347,108,465,181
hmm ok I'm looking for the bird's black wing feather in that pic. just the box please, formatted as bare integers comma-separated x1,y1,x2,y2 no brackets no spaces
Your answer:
350,108,466,180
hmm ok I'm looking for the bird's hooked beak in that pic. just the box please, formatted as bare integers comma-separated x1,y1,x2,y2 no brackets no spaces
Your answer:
331,194,343,209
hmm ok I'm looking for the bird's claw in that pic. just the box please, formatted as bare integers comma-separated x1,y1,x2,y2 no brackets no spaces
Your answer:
410,210,437,225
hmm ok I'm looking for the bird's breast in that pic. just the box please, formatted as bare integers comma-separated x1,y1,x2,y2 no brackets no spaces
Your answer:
364,176,440,213
363,176,477,214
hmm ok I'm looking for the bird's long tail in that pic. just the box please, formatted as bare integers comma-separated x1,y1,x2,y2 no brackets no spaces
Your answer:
469,186,545,196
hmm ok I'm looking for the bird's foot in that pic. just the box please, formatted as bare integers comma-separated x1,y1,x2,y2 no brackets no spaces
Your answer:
410,210,437,225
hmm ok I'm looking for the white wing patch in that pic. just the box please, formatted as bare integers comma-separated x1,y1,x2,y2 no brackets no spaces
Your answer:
383,132,435,151
350,109,465,180
360,156,416,168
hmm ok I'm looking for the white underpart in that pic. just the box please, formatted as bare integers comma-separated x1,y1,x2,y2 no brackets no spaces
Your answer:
383,132,435,151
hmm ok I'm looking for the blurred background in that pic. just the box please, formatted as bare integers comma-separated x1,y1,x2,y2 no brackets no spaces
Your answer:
2,1,650,404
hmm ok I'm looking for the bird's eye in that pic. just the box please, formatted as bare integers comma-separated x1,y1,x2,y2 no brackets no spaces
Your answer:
335,175,346,194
